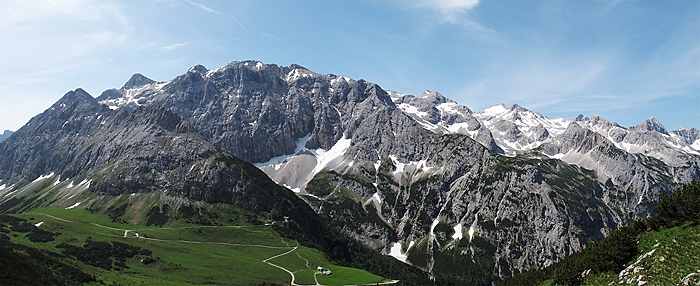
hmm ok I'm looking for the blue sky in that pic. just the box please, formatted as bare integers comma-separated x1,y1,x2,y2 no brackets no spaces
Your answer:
0,0,698,131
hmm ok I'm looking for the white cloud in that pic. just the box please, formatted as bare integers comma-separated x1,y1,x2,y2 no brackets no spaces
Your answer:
161,42,189,50
412,0,480,23
456,53,613,114
0,0,132,58
419,0,480,11
185,0,222,14
261,33,283,42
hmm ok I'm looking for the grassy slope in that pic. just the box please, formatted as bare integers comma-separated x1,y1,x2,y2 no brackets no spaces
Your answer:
3,207,389,285
582,221,700,285
501,180,700,286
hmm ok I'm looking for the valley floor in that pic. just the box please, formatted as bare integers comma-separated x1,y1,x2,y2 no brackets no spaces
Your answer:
1,207,393,285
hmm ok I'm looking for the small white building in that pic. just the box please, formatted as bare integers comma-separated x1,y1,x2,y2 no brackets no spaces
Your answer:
316,266,332,275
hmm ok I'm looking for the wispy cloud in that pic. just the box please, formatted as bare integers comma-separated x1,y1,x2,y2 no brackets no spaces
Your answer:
457,53,613,113
229,14,254,46
411,0,480,23
0,0,133,58
184,0,222,14
161,42,189,50
261,32,283,42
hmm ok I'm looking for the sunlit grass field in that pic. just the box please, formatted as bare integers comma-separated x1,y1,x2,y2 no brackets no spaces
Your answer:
4,206,390,285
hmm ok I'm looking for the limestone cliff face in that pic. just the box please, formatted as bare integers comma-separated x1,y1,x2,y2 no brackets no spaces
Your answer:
2,60,698,283
92,61,698,280
0,89,318,227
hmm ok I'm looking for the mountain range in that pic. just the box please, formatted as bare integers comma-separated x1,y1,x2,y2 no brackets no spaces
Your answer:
1,60,698,283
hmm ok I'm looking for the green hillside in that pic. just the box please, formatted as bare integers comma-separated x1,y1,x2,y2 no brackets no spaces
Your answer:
583,221,700,285
1,206,390,285
502,180,700,286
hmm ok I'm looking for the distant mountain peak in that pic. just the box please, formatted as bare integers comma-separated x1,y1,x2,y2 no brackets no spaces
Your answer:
122,73,155,89
574,114,589,122
418,90,448,104
187,65,208,75
632,116,668,135
56,88,96,104
672,126,700,145
479,104,509,117
288,63,310,71
285,64,319,82
509,103,528,112
0,129,13,143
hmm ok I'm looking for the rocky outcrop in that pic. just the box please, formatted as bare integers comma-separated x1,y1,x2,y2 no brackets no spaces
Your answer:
0,89,319,229
0,130,13,143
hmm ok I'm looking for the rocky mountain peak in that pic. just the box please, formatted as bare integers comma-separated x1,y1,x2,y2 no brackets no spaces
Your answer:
586,115,611,127
53,88,99,109
288,63,309,71
632,116,668,135
0,130,13,143
187,65,208,75
122,73,155,89
477,104,509,118
418,90,448,104
3,59,700,285
285,64,320,83
574,114,589,121
96,89,123,102
509,103,528,113
672,127,700,145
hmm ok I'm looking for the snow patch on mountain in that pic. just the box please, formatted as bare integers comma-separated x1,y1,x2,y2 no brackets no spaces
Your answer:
32,172,55,183
286,67,319,83
100,81,169,110
575,117,700,165
468,225,475,242
475,104,570,154
255,134,312,169
257,134,353,193
389,241,415,263
330,75,352,86
66,202,81,209
436,102,460,115
312,136,352,175
479,104,509,117
430,217,440,237
372,192,383,204
388,155,433,179
452,223,463,240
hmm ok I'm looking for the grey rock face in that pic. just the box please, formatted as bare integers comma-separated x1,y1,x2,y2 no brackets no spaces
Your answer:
0,89,315,223
672,127,700,145
474,104,571,155
85,61,698,281
122,73,155,89
390,91,501,152
0,130,13,143
630,117,668,135
4,60,697,284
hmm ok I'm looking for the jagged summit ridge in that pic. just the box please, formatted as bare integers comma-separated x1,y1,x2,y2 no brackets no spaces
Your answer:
631,116,668,134
6,60,696,283
0,130,13,143
122,73,155,89
88,60,700,175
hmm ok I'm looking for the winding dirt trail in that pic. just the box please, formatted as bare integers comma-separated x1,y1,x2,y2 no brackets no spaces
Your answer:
262,240,300,285
37,212,302,284
36,212,398,286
